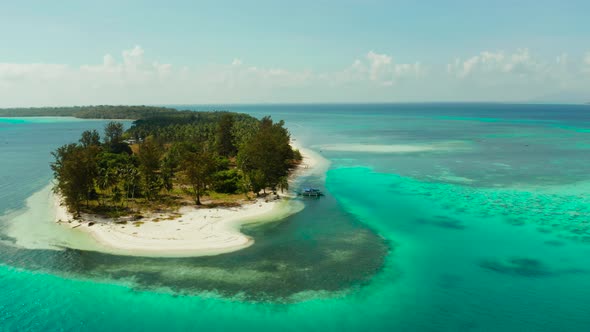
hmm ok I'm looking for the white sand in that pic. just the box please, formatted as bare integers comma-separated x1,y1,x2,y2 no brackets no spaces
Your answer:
291,142,331,180
2,185,106,252
2,141,326,258
51,195,303,257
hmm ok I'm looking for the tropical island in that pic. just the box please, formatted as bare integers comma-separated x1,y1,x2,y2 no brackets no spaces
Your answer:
0,105,179,119
5,106,320,257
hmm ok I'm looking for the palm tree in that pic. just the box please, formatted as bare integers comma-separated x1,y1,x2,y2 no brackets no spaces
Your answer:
97,167,118,207
121,165,140,207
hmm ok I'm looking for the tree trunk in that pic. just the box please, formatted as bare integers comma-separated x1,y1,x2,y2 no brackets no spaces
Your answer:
194,183,202,205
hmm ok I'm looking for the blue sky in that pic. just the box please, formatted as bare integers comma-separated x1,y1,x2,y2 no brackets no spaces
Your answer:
1,0,589,106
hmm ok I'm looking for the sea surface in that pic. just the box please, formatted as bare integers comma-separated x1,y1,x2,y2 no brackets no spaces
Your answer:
2,104,590,331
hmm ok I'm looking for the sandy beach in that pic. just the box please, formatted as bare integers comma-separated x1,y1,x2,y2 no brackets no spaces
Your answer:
52,194,302,257
4,143,328,257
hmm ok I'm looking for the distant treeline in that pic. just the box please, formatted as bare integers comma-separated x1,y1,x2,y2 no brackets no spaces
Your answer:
127,111,259,144
0,105,179,119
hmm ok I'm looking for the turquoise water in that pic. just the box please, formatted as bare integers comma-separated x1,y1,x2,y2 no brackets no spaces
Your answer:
2,104,590,331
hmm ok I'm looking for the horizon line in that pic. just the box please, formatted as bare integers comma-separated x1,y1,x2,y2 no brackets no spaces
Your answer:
2,101,589,109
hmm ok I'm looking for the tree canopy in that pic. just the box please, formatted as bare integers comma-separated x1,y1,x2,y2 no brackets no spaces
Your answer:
51,110,302,217
238,116,295,195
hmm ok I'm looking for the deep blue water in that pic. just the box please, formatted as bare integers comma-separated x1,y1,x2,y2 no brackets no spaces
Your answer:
2,103,590,331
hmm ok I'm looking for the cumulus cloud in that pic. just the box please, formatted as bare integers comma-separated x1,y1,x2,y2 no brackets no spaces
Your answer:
367,51,392,82
0,46,588,106
335,51,423,86
583,53,590,73
452,49,590,81
366,51,422,84
556,53,568,67
0,63,68,82
443,48,590,101
447,49,545,78
81,46,166,74
122,45,144,68
0,46,323,105
103,54,116,67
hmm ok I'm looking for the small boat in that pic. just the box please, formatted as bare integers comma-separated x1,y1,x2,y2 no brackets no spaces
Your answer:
299,188,324,197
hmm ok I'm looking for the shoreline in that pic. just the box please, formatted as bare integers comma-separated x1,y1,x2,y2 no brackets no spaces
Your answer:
4,142,329,258
52,194,302,257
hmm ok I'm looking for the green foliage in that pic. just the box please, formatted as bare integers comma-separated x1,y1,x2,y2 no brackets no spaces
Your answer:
119,157,141,201
238,116,294,195
215,113,237,157
95,151,139,204
104,121,124,145
0,105,177,119
277,176,289,193
126,111,258,147
178,143,218,205
79,130,101,147
292,149,303,161
161,148,181,192
248,170,266,196
138,137,164,201
51,143,100,216
212,169,242,194
215,156,230,170
51,109,298,215
108,142,132,155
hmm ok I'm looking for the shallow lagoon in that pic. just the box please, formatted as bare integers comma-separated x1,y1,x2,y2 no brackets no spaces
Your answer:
2,104,590,331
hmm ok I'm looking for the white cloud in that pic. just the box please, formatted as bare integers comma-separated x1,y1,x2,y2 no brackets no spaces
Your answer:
448,49,543,78
366,51,423,84
452,49,590,82
583,52,590,73
0,46,588,106
103,54,116,67
448,49,573,86
122,45,144,68
367,51,392,82
81,46,168,75
335,51,423,86
444,49,590,101
0,63,67,82
556,53,568,66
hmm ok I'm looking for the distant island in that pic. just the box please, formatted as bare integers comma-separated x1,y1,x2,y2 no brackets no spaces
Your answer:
5,106,318,257
0,105,179,119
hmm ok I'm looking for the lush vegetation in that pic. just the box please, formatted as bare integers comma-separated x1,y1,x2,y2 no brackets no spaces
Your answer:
0,105,178,119
51,111,302,217
127,111,259,144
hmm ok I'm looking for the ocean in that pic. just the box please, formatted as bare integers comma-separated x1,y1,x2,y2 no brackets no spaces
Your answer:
1,103,590,331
